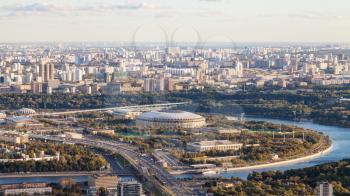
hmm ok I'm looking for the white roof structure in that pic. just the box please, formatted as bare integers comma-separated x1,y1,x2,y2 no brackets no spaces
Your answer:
190,140,235,146
136,110,206,129
0,113,6,119
16,108,36,115
137,110,204,121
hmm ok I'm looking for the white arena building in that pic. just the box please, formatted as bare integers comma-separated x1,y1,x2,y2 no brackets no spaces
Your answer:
136,111,206,129
0,113,6,119
15,108,36,116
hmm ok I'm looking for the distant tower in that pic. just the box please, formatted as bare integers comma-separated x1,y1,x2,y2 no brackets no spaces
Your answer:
144,78,156,92
235,61,244,77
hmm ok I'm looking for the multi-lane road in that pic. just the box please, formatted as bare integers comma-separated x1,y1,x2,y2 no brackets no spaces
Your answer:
27,102,193,195
30,134,192,196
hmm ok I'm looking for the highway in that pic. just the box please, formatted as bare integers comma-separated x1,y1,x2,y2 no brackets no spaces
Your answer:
340,98,350,103
32,102,190,116
30,134,192,196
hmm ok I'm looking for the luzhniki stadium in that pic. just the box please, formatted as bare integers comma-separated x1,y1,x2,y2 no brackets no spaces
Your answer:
136,110,206,129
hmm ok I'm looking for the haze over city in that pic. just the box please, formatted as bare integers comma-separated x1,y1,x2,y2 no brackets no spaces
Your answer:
1,1,350,196
1,0,350,42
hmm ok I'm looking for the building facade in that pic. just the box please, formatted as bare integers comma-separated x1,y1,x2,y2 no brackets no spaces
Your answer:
117,180,142,196
316,182,334,196
187,140,243,152
136,111,206,129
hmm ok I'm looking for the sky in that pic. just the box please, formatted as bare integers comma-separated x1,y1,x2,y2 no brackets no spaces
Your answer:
0,0,350,43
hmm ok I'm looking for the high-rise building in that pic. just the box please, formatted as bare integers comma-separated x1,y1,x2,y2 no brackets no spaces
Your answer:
166,47,181,56
164,78,174,91
74,68,84,82
24,73,33,84
144,78,156,92
235,62,244,77
31,82,43,93
38,63,55,82
117,179,142,196
316,182,333,196
156,78,165,92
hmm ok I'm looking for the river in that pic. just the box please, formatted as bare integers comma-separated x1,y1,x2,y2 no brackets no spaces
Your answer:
202,117,350,179
1,118,350,183
0,176,88,185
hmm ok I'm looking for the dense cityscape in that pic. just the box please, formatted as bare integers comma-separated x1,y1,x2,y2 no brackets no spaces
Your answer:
1,43,350,95
0,42,348,196
1,0,350,196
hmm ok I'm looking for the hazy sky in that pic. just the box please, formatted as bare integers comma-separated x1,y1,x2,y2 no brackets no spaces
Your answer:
0,0,350,43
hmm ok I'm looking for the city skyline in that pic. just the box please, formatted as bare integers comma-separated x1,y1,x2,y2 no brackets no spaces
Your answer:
1,0,350,43
1,1,350,195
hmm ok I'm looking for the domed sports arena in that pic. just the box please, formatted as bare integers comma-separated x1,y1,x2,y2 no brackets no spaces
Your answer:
15,108,36,116
136,110,206,129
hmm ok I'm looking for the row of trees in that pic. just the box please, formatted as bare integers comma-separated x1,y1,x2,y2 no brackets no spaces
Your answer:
0,142,108,173
172,88,350,128
178,119,326,166
207,159,350,195
0,93,174,110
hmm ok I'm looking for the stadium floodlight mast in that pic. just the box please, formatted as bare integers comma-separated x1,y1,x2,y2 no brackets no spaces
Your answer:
292,111,297,139
240,113,245,123
280,123,282,133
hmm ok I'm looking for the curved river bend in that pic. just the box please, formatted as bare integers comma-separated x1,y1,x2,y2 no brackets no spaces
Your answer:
214,117,350,179
1,118,349,184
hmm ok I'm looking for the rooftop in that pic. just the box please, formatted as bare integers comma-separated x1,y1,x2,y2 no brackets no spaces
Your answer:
190,140,239,146
138,110,204,121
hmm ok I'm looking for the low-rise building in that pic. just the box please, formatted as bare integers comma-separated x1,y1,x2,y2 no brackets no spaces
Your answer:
216,128,242,134
0,151,60,163
0,183,52,196
90,129,115,136
187,140,243,152
88,174,119,196
64,132,83,139
112,109,142,120
6,116,42,128
117,179,142,196
0,132,29,144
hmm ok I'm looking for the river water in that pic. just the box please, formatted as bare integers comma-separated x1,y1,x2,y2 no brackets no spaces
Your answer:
0,176,88,185
1,118,350,183
207,117,350,179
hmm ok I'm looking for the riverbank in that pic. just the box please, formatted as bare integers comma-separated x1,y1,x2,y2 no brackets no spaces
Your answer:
172,137,333,176
222,142,333,173
0,171,110,179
